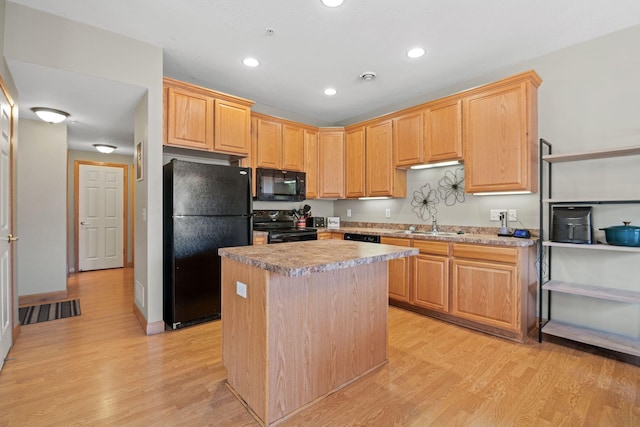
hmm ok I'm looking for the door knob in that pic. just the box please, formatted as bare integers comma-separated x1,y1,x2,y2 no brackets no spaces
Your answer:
7,234,18,242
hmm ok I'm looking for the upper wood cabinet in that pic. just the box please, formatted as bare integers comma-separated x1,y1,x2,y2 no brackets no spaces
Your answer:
345,126,366,198
318,129,345,199
163,77,253,156
366,120,406,198
303,128,319,199
393,109,424,167
463,71,541,193
254,116,282,169
253,113,305,172
282,124,305,171
424,97,463,163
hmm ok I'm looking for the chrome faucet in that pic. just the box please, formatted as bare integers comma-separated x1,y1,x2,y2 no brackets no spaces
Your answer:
431,215,438,233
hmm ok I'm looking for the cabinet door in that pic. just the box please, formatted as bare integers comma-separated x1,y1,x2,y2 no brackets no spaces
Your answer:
463,80,538,193
282,124,305,171
424,98,462,163
345,126,366,198
255,117,282,169
304,129,319,199
451,258,519,332
381,237,411,302
366,120,394,197
393,110,424,167
165,86,214,151
318,129,345,199
413,255,449,312
317,232,331,240
214,99,251,155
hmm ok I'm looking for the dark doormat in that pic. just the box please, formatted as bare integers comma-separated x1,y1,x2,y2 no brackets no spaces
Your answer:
19,300,81,325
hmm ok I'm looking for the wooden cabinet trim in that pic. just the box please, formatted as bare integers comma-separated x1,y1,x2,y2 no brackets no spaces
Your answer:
164,77,253,107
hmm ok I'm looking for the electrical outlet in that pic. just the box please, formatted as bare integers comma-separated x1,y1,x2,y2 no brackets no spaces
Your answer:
346,208,352,218
490,209,507,221
236,281,247,299
385,208,391,218
508,209,517,221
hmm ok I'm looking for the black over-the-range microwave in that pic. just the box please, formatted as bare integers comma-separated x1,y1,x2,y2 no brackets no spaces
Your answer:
255,167,306,202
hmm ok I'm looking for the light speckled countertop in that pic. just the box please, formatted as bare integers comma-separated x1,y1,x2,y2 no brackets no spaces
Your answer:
219,240,418,277
316,227,538,247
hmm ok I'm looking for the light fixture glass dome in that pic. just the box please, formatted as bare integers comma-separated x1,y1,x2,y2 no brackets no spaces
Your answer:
93,144,116,154
31,107,69,124
322,0,344,7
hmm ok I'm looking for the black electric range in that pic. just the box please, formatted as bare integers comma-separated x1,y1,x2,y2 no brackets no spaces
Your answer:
253,210,318,243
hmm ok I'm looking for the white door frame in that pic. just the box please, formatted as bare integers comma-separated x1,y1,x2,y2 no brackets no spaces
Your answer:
74,160,130,272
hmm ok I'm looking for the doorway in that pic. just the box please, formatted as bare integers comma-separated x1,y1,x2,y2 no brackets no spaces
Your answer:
74,161,129,272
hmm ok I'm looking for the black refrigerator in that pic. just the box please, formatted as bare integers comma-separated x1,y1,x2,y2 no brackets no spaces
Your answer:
163,159,252,329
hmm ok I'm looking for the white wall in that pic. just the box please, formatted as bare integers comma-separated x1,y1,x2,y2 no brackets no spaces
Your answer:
16,119,67,295
4,3,163,325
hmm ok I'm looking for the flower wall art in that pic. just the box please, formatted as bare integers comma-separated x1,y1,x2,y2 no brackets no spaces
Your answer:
411,167,465,222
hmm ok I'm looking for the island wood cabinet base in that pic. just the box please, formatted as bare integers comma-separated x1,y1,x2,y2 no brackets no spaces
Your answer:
221,259,388,426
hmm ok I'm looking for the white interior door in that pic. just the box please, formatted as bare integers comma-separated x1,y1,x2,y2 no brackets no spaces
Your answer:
0,87,13,371
78,165,124,271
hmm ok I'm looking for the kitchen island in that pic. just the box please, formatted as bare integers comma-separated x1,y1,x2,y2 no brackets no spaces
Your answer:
218,240,418,426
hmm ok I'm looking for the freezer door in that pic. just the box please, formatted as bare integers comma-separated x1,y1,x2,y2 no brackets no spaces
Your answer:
171,216,251,323
170,160,252,216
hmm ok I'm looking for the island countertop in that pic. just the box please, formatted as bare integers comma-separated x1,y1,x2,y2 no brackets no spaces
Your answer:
218,239,418,277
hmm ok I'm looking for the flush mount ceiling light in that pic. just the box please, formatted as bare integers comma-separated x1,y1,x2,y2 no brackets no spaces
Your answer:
242,57,260,67
321,0,344,7
31,107,69,124
360,71,376,81
323,88,337,96
93,144,116,154
407,47,426,59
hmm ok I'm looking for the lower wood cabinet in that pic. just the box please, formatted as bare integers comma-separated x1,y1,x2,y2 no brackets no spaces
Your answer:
411,240,449,313
385,237,536,343
253,232,267,245
381,237,411,303
450,243,537,341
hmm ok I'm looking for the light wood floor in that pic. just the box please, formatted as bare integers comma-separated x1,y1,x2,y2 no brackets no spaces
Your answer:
1,268,639,426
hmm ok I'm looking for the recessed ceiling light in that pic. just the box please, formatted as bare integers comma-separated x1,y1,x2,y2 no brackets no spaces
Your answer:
321,0,344,7
323,88,337,96
407,47,426,59
243,57,260,67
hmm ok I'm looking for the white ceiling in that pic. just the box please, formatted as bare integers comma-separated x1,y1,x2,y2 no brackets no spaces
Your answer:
7,0,640,155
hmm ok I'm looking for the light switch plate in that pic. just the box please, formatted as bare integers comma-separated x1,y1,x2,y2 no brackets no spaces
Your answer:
346,208,352,217
385,208,391,218
490,209,506,221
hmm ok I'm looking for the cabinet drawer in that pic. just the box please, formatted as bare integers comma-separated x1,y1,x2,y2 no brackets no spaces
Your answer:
452,243,517,264
381,237,411,247
413,240,449,256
